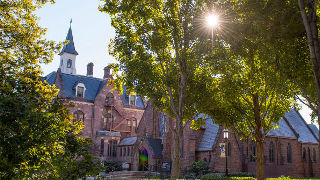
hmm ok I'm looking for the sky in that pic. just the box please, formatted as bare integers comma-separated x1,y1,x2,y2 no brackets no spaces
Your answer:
36,0,318,126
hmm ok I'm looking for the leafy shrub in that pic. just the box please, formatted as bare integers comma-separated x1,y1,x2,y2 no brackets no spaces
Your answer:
189,160,208,173
201,173,228,180
103,161,122,173
201,173,256,180
229,172,255,177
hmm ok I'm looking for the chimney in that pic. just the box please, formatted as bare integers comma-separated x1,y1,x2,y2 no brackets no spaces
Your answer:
104,66,111,79
87,62,93,77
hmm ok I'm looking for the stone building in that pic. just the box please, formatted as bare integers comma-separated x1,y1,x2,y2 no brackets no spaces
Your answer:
44,26,319,178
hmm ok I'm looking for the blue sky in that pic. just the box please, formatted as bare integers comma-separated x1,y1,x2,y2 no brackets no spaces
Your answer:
37,0,116,79
36,0,316,126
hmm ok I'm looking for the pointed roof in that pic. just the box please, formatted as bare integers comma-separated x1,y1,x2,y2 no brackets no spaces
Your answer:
60,26,78,55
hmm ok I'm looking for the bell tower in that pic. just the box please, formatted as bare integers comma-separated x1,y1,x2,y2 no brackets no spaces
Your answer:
59,20,78,74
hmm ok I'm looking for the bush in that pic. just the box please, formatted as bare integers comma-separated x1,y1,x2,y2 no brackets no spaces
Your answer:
103,161,122,173
189,160,208,173
229,172,255,177
201,173,256,180
201,173,227,180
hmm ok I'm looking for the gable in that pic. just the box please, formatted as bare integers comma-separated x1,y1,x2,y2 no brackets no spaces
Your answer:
267,118,297,139
285,109,318,143
197,117,220,151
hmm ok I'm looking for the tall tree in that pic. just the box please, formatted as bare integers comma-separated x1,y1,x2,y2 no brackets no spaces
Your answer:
195,1,303,179
100,0,212,178
296,0,320,157
0,0,99,178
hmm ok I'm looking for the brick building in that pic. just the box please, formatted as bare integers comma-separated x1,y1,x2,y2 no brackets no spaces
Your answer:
44,26,319,178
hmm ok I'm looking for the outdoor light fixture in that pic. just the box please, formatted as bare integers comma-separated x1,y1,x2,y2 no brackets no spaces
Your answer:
223,128,229,176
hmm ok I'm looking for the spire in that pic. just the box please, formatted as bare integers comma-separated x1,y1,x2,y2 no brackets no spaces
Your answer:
59,21,78,55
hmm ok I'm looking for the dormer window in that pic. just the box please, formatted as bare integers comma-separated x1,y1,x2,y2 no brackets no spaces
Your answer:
75,83,85,98
67,59,72,68
129,95,136,106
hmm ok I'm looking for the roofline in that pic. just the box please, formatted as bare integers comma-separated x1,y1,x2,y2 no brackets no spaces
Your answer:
295,110,319,142
282,116,300,139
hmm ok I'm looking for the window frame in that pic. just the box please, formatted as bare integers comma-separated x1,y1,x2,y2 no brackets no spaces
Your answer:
67,59,72,68
75,83,85,98
129,94,136,106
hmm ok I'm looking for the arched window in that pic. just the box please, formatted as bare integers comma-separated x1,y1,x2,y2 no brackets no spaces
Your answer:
100,139,104,157
123,147,126,157
287,143,292,163
159,112,166,139
110,140,117,157
105,93,114,105
228,142,231,156
313,148,316,162
103,113,114,130
67,59,72,68
127,147,130,156
73,110,84,122
269,142,274,163
250,142,256,162
303,147,306,162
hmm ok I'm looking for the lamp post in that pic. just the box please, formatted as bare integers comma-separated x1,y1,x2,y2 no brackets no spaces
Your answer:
223,128,229,177
206,14,219,46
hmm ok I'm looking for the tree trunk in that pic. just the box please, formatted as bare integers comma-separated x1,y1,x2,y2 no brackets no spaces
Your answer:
298,0,320,164
171,117,183,179
256,140,264,180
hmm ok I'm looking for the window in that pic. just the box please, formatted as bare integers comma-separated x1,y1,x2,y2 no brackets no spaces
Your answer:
228,142,231,156
73,110,84,122
313,148,316,162
100,139,104,157
287,143,292,163
60,59,63,67
103,113,114,130
120,148,122,156
76,86,84,97
303,147,306,162
108,140,117,157
129,95,136,105
67,59,72,68
127,147,130,156
159,112,166,139
250,142,256,162
269,142,274,163
132,118,137,132
105,93,114,105
123,147,126,157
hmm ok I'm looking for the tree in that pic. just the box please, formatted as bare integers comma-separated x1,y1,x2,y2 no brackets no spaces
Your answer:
194,1,303,179
296,0,320,159
0,0,98,178
100,0,212,178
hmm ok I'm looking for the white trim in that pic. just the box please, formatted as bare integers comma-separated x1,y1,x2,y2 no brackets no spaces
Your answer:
76,82,86,98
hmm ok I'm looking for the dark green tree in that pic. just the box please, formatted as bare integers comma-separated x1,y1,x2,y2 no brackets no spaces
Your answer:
0,0,99,178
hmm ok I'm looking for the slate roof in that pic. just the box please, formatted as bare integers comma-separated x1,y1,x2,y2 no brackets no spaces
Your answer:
60,27,79,55
43,71,57,85
43,71,145,108
284,109,318,143
96,130,121,137
119,136,137,146
197,118,220,151
147,138,163,158
308,124,319,139
120,86,145,109
61,73,103,102
267,118,297,139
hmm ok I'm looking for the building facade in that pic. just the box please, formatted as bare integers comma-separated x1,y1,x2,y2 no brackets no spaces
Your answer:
44,27,320,178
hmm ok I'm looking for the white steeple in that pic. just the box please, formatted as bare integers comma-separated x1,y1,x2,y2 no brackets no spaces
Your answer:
59,21,78,75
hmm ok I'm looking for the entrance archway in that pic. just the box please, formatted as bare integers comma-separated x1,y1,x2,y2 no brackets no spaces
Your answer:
138,148,148,171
